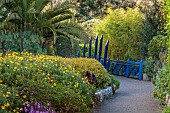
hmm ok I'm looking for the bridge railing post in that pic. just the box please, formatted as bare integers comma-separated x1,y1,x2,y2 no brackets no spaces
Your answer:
77,51,80,58
100,59,104,65
106,58,111,70
139,60,143,80
88,37,92,58
94,36,98,59
98,35,103,61
126,59,130,77
103,41,109,68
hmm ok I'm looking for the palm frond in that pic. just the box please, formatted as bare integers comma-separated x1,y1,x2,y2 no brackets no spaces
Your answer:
43,8,73,20
34,0,52,12
5,13,21,22
52,14,72,24
52,0,75,10
55,21,87,40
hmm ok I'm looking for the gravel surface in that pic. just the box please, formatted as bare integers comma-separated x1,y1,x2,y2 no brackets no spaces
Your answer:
92,76,163,113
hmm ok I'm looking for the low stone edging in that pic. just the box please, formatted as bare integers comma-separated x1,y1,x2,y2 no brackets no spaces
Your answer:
94,84,117,105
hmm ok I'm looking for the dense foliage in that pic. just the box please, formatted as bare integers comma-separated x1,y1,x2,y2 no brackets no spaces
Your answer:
76,0,138,22
143,59,156,80
0,52,96,113
0,31,44,54
58,57,120,88
0,0,87,55
153,66,170,104
94,8,143,60
152,1,170,111
141,0,165,58
55,36,79,57
148,35,167,60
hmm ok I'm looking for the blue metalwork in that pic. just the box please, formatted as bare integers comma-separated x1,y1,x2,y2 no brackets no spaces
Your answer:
106,58,110,70
103,41,109,68
110,60,143,80
77,35,143,80
94,36,98,59
126,59,130,77
77,51,80,58
98,35,103,61
100,59,104,65
88,37,92,58
139,60,143,80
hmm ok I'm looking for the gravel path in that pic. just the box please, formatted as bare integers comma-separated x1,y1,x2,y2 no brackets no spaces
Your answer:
92,76,163,113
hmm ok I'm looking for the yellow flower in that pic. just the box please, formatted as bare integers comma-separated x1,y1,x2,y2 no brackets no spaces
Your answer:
16,94,19,96
14,67,17,69
0,80,2,83
6,92,11,95
13,109,16,112
10,61,14,64
23,95,26,98
5,94,9,98
0,84,2,87
53,83,56,86
4,103,10,107
20,108,23,111
25,101,29,104
1,106,5,109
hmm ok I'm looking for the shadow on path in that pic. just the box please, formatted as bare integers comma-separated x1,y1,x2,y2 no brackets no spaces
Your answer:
92,76,163,113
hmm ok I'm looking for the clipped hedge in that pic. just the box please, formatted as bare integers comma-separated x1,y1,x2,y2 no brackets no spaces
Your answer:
58,57,120,88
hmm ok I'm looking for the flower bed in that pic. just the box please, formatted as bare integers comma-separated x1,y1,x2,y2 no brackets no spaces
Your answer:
0,52,119,113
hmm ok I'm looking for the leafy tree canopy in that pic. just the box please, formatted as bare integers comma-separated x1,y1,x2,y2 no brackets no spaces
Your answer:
94,8,144,60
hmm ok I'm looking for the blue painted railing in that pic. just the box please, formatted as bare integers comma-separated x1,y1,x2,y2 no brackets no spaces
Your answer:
110,59,143,80
77,35,143,80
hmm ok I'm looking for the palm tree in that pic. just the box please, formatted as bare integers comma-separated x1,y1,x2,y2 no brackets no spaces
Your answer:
0,0,87,55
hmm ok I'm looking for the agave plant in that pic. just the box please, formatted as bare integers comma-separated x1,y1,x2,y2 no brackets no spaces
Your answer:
0,0,87,54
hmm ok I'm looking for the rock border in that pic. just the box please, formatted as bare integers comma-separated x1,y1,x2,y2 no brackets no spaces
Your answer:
94,84,117,105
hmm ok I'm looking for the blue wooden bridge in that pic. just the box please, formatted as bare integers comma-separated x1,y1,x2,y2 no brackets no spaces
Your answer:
77,35,143,80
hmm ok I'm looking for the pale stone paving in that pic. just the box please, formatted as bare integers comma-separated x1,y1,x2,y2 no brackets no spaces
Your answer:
92,76,163,113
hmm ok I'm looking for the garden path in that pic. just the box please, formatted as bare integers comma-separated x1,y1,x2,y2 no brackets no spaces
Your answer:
92,76,163,113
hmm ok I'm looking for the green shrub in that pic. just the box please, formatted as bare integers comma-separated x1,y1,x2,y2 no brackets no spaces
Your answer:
93,8,143,60
79,43,95,57
108,74,120,89
58,57,120,88
143,59,157,80
0,31,44,53
153,66,170,105
148,35,167,60
0,52,94,113
162,107,170,113
56,36,79,57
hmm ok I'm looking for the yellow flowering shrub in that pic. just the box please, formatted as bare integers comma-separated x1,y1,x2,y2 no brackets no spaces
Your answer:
58,57,119,88
0,52,95,113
